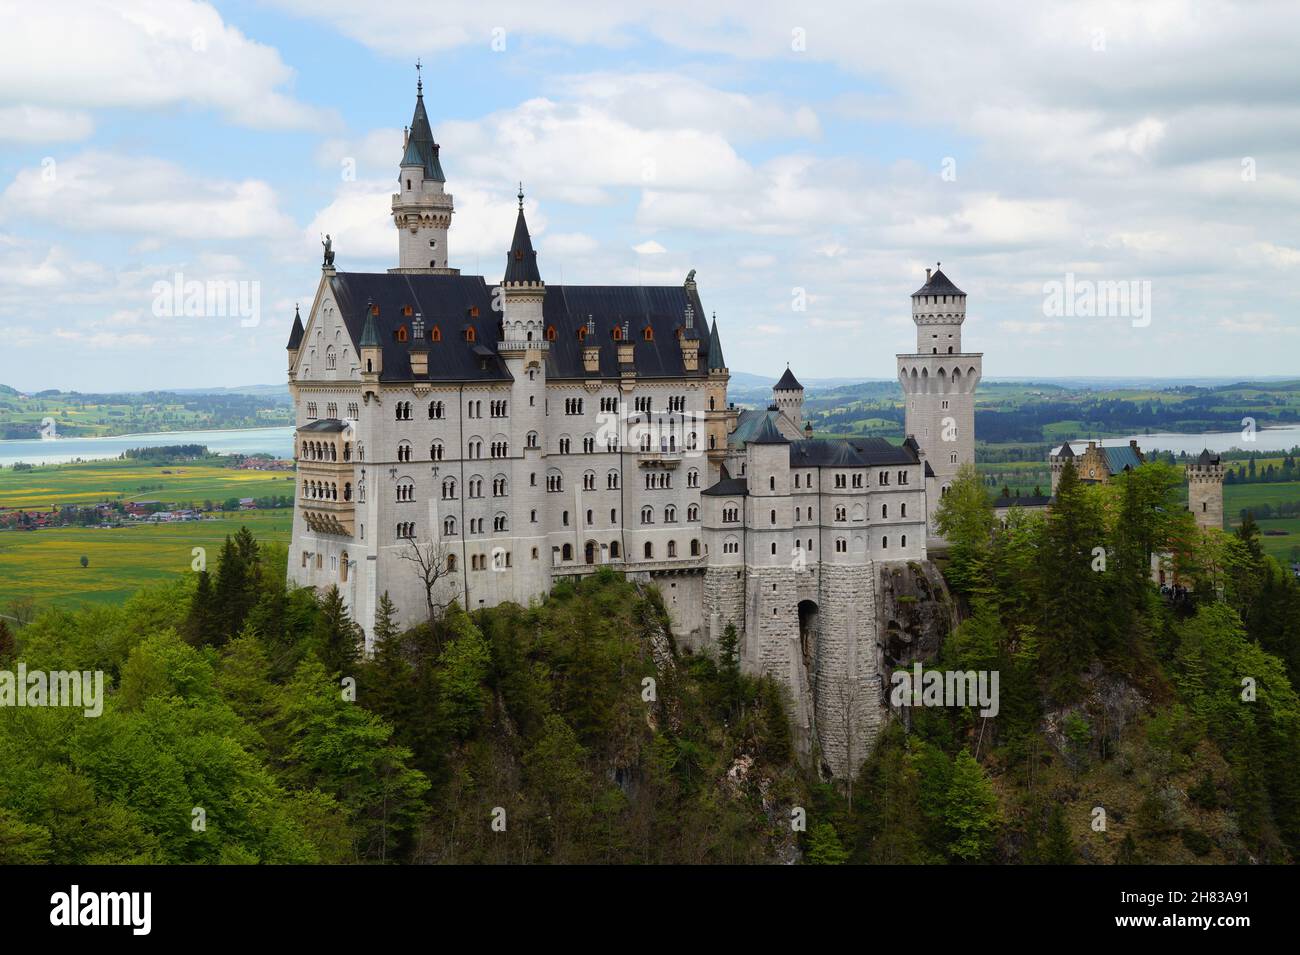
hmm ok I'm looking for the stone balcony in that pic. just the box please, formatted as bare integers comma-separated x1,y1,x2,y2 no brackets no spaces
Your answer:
301,496,355,537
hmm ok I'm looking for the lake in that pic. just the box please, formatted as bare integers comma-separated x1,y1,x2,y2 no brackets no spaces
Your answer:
2,422,1297,470
0,427,296,467
1051,426,1300,457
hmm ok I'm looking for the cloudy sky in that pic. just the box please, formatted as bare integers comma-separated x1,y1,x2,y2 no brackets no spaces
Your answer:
2,0,1298,392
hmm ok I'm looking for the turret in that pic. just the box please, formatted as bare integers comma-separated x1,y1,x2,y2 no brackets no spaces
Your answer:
912,264,966,354
286,304,304,375
499,185,546,347
359,304,382,401
391,64,456,273
773,365,804,430
1187,449,1224,531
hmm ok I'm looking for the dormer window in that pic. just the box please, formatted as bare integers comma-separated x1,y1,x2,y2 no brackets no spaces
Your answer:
643,326,653,341
463,326,476,342
576,326,586,341
612,325,623,341
402,305,413,317
431,325,441,342
370,304,380,317
468,305,480,318
396,325,409,342
546,325,557,341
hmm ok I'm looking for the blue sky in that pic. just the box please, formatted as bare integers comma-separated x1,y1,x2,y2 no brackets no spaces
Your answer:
2,0,1299,392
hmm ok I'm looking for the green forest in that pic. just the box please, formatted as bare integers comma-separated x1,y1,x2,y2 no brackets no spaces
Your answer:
1,457,1297,864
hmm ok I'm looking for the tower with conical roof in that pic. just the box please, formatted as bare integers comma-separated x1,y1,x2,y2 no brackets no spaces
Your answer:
896,264,982,535
773,364,804,430
391,63,457,273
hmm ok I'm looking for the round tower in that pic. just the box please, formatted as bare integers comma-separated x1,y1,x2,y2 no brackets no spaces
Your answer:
896,264,981,532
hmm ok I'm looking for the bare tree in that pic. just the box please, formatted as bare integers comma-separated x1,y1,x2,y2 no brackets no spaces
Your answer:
7,596,36,628
397,536,458,637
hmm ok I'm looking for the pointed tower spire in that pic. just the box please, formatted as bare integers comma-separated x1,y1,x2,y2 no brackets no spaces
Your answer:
504,185,542,285
359,308,379,348
393,64,455,272
286,303,304,351
707,313,726,371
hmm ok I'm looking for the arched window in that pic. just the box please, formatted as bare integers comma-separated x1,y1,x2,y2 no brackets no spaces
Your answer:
642,326,653,341
690,538,700,556
562,543,574,562
431,325,441,342
545,325,557,341
687,504,698,521
665,505,676,523
443,516,456,536
446,553,456,572
667,540,677,557
644,541,654,559
641,505,654,524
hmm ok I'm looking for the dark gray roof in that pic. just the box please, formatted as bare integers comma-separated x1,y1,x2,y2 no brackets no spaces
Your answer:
924,461,936,478
286,306,304,350
299,418,348,433
504,204,541,284
749,415,790,445
993,494,1052,509
702,476,748,496
1196,448,1221,465
912,266,965,298
788,437,920,468
400,91,445,183
328,271,711,382
1057,441,1074,458
774,366,803,391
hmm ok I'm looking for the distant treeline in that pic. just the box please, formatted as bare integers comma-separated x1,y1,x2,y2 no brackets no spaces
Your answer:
975,397,1292,444
1240,502,1300,521
123,445,211,461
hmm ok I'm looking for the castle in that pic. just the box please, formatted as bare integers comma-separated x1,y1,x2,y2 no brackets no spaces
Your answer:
285,80,980,776
1048,440,1224,533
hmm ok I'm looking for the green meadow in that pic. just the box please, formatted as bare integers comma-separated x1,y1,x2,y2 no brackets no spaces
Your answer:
0,510,294,611
0,458,295,509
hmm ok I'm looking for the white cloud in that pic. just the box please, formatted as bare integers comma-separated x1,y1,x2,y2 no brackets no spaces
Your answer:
0,106,94,143
0,0,334,131
0,152,295,241
633,240,667,255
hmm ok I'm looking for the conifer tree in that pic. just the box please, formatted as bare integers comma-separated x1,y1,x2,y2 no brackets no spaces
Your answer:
313,585,362,676
944,749,1000,862
1039,459,1108,701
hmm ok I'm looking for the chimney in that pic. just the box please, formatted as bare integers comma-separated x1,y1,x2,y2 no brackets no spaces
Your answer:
925,267,932,281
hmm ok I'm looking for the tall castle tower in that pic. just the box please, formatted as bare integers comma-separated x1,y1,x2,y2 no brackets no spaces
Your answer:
897,264,981,531
391,66,456,274
1187,449,1225,531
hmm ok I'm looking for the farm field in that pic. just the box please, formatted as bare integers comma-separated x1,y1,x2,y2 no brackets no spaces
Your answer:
0,510,294,611
0,459,294,508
